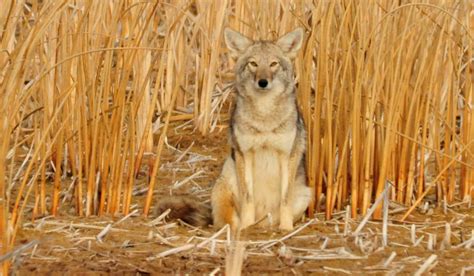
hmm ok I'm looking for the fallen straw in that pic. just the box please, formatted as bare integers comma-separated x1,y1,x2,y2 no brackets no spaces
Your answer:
382,251,397,268
153,231,176,247
411,224,416,245
115,209,139,225
440,223,451,250
455,230,474,249
174,141,194,163
96,224,112,242
172,170,204,189
414,236,424,247
146,225,229,261
148,208,171,226
323,266,351,274
320,237,329,250
261,219,315,249
343,205,351,236
414,254,438,276
146,244,195,260
353,182,390,236
0,240,39,262
197,224,229,248
427,233,435,250
298,247,365,260
39,221,131,232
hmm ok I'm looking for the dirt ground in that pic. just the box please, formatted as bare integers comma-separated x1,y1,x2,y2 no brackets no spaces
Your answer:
8,128,474,275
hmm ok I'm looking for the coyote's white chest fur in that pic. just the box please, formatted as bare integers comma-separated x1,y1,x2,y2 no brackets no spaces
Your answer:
209,27,312,231
251,149,285,220
234,124,297,154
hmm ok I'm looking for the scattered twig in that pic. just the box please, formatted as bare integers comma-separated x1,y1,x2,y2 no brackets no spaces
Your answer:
323,266,351,274
0,240,39,262
383,251,397,268
197,224,229,248
172,170,204,189
411,224,416,245
148,209,171,226
414,236,424,247
115,209,139,225
96,224,112,242
261,219,315,249
414,254,438,276
39,221,130,233
427,233,436,250
455,229,474,249
344,205,351,236
440,223,451,250
320,237,329,250
146,244,195,261
353,182,390,236
296,247,365,260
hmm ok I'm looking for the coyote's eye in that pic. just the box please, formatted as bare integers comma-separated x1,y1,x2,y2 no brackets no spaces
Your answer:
270,61,279,67
248,61,258,67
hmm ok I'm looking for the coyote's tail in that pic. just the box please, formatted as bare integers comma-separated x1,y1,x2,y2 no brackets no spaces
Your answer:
154,196,212,227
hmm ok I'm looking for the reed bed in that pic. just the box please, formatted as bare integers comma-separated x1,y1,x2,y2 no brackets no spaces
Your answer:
1,0,473,273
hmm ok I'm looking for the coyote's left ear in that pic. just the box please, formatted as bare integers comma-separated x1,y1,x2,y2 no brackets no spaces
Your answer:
276,28,304,58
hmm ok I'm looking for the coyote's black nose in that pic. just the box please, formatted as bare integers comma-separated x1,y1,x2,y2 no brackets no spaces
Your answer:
258,79,268,88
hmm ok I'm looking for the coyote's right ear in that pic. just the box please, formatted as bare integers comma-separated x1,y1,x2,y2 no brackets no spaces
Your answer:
224,28,253,57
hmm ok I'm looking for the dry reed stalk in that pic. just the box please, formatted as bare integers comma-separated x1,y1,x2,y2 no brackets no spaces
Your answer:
310,1,326,215
1,32,14,270
144,1,191,215
401,139,474,221
196,0,228,134
461,6,474,199
299,3,319,217
51,130,64,216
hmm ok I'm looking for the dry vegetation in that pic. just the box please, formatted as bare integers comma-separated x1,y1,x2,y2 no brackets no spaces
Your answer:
0,0,473,274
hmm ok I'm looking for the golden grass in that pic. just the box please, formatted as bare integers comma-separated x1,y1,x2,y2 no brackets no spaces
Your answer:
0,0,473,273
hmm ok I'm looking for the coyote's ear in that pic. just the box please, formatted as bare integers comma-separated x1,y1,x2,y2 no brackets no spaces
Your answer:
276,28,304,58
224,28,253,57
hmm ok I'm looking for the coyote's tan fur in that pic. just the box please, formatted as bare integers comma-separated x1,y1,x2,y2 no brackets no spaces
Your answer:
155,28,312,231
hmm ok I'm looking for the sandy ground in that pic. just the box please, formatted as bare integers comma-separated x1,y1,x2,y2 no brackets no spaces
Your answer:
8,129,474,275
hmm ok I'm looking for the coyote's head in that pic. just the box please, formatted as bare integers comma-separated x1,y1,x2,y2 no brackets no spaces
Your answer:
224,28,303,96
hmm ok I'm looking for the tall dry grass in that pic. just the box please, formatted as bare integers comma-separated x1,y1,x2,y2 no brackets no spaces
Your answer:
1,0,473,273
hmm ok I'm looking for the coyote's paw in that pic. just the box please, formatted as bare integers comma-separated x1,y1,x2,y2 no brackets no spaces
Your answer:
240,202,255,229
279,206,293,231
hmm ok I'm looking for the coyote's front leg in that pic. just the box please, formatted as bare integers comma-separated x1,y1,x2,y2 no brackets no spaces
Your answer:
235,150,255,229
279,152,299,231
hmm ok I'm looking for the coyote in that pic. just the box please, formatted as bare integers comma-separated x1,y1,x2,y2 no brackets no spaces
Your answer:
156,28,312,231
